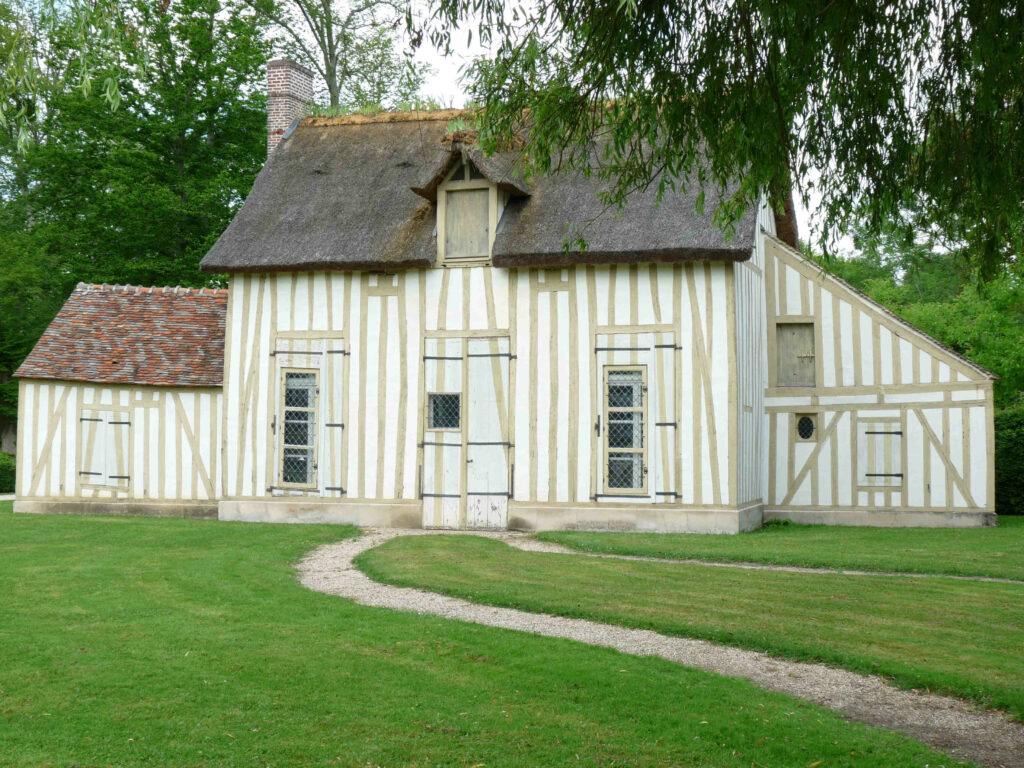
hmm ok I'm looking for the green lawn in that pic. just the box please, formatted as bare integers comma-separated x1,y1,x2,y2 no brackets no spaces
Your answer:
537,516,1024,580
358,535,1024,719
0,510,969,767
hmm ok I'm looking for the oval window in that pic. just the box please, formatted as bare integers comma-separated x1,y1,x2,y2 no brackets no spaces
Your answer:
797,415,816,440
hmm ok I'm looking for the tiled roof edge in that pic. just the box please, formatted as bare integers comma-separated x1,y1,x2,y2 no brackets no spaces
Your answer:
76,282,228,297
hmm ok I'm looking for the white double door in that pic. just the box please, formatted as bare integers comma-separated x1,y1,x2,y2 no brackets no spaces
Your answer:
421,336,511,529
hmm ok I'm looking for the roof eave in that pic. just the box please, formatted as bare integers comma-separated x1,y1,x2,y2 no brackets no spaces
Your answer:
203,256,436,274
12,372,224,388
492,246,752,268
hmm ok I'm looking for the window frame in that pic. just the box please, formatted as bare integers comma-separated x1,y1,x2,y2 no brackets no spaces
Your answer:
792,412,819,443
426,391,462,432
278,367,319,490
775,320,817,388
602,364,649,496
436,159,502,267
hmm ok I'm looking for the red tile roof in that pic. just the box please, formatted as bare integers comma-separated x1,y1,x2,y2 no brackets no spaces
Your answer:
15,283,227,387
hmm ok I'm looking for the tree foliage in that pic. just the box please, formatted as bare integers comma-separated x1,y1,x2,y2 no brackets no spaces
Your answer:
0,0,128,151
994,406,1024,514
417,0,1024,276
0,0,271,429
815,227,1024,409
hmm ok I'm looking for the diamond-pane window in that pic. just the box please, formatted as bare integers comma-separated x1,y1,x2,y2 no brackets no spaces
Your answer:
428,393,461,430
280,370,317,486
284,375,314,407
792,413,819,443
282,448,313,485
608,384,636,408
607,412,642,448
608,453,643,488
603,368,646,493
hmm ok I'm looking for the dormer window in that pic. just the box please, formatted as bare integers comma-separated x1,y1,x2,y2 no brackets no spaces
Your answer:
446,188,489,258
410,147,530,265
437,159,504,266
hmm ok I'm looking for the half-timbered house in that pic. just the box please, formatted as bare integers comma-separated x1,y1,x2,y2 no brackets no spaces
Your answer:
13,59,997,531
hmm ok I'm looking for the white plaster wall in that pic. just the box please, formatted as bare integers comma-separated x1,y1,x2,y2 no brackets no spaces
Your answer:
223,263,735,509
763,236,994,514
17,379,221,501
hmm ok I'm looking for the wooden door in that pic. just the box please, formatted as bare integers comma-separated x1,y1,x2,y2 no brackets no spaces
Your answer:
465,337,510,529
421,336,510,529
593,332,675,502
421,338,464,528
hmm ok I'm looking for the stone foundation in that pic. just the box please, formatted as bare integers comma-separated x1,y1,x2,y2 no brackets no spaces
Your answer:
508,502,764,534
13,499,217,518
218,498,423,528
762,507,997,527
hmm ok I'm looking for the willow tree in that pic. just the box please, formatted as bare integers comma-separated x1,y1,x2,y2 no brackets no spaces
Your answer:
417,0,1024,276
0,0,128,151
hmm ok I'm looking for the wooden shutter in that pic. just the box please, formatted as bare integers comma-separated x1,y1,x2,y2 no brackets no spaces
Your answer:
79,409,106,485
79,409,129,488
857,420,903,488
776,323,816,386
106,414,131,487
445,189,489,258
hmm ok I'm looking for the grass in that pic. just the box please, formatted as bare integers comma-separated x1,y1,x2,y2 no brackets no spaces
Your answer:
536,517,1024,580
0,508,970,767
358,535,1024,720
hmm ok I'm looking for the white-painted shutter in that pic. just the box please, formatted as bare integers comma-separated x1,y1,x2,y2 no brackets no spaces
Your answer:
105,413,131,488
79,410,129,488
857,420,903,488
79,409,107,484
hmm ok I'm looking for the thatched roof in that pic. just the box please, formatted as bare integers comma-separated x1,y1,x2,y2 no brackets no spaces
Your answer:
410,141,531,201
200,111,762,273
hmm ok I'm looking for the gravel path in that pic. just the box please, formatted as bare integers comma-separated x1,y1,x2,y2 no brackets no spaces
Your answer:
297,529,1024,768
507,535,1024,585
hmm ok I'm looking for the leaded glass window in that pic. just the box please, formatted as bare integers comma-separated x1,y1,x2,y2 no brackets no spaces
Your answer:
428,393,461,430
280,370,317,486
604,367,647,492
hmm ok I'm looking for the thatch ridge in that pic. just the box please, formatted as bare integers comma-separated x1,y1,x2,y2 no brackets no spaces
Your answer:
301,108,470,128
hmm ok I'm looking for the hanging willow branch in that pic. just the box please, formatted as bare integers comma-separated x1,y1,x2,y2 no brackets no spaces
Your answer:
415,0,1024,278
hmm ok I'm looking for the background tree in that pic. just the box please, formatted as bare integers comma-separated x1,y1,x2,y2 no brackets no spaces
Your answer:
418,0,1024,278
0,0,127,150
813,227,1024,409
0,0,271,442
247,0,428,109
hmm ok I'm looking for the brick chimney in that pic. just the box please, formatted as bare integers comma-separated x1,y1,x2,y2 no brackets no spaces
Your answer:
267,58,314,154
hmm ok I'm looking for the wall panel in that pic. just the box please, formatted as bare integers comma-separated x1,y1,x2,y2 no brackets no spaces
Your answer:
218,261,739,513
16,380,221,502
763,235,995,518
